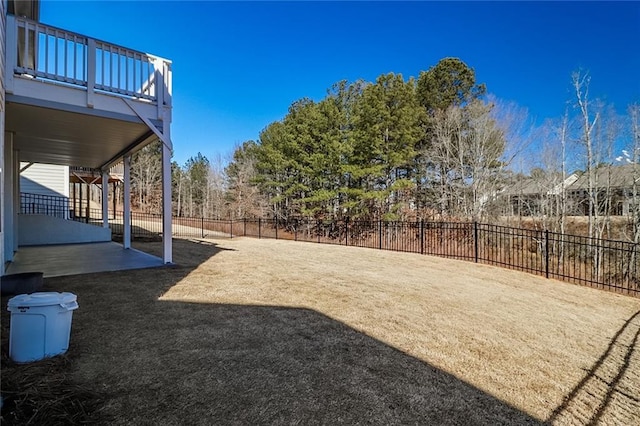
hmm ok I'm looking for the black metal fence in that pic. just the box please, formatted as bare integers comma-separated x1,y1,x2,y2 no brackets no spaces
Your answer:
240,219,639,297
19,198,640,298
20,192,70,218
105,214,637,298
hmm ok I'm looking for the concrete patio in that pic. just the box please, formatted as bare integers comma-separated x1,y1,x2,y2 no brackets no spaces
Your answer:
5,242,166,277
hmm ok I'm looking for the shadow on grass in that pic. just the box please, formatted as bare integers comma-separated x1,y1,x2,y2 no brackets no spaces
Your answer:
547,310,640,425
2,238,541,425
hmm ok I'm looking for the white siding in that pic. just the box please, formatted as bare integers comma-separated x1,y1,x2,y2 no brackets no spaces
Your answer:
3,134,14,263
0,0,5,109
1,0,6,270
20,162,69,197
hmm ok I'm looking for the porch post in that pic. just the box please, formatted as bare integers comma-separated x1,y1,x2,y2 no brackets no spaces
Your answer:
123,154,131,249
161,139,172,263
161,59,172,264
85,182,90,222
0,138,4,273
102,171,109,228
3,134,14,263
13,149,19,253
79,183,83,220
3,139,13,262
112,182,117,218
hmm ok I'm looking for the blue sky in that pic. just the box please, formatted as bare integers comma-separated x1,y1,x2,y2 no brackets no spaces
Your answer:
42,1,640,166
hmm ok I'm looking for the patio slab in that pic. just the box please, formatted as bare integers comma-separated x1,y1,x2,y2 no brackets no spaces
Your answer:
5,242,166,277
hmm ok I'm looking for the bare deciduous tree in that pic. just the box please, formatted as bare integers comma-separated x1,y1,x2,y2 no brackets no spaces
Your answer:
573,71,601,239
226,141,267,219
130,140,162,213
618,104,640,243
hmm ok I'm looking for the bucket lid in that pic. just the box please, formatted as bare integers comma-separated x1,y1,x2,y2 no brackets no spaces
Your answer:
8,292,77,308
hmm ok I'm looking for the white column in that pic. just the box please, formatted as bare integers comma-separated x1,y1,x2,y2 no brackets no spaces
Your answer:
3,133,13,263
102,171,109,228
123,155,131,249
161,138,172,264
161,64,173,264
12,148,19,252
0,131,5,272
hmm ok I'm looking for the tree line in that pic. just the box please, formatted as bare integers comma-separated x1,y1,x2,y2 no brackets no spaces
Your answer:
127,57,640,241
228,58,509,222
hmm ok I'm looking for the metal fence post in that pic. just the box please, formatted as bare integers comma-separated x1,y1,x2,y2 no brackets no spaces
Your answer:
258,218,262,239
345,217,349,246
379,220,383,250
294,220,298,241
201,216,204,239
317,220,321,244
474,222,479,263
230,219,233,239
275,217,278,240
420,219,424,255
243,218,247,236
545,229,549,279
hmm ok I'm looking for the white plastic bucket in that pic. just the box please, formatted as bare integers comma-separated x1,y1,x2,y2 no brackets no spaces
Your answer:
7,292,79,363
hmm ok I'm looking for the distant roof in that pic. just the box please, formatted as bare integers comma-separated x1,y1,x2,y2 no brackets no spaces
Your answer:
570,163,640,190
502,173,578,196
503,178,551,196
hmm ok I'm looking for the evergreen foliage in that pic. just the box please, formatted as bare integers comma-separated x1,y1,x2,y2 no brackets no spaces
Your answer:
227,57,506,220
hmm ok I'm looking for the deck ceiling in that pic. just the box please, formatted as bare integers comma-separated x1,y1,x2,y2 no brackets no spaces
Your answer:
6,101,155,169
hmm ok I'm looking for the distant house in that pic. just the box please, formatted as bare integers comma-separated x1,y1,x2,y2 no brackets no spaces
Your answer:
501,173,579,216
568,164,640,216
501,164,640,217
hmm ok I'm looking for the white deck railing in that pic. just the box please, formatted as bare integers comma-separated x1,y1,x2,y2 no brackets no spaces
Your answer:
6,15,172,106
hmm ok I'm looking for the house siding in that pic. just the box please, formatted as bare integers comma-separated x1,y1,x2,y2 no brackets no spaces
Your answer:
20,163,69,197
0,0,5,109
1,0,6,269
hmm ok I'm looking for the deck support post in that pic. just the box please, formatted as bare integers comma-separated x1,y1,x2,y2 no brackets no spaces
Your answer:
161,131,172,264
102,171,109,228
123,154,131,249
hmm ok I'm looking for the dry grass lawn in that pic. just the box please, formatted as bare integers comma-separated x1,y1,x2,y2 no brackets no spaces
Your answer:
2,237,639,425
